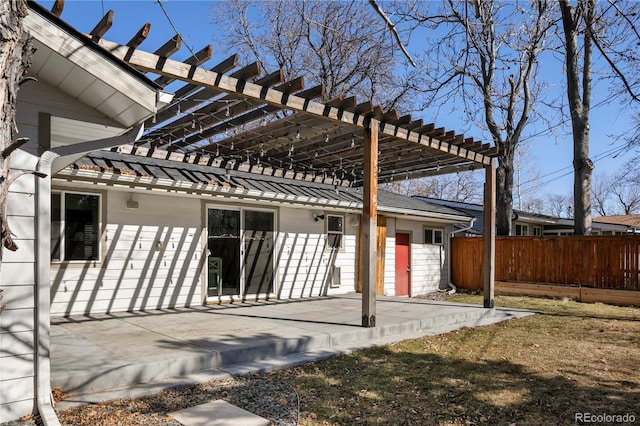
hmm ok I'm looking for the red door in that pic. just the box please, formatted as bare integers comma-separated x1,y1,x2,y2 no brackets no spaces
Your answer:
395,233,410,296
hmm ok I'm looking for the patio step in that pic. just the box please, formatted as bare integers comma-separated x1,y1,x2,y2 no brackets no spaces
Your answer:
52,303,522,400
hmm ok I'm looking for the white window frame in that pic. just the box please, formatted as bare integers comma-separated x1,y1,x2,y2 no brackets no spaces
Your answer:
205,203,278,301
51,190,102,263
515,223,529,236
326,214,344,250
424,227,444,245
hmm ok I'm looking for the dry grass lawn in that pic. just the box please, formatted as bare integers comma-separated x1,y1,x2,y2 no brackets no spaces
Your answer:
10,295,640,426
272,295,640,425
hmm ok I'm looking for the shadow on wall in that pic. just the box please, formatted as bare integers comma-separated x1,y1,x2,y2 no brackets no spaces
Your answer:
50,224,344,316
276,232,338,299
50,225,203,317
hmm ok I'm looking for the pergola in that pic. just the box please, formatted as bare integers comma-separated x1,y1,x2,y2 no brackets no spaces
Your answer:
45,1,498,325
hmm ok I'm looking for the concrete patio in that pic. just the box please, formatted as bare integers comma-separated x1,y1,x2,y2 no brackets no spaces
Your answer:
51,293,532,407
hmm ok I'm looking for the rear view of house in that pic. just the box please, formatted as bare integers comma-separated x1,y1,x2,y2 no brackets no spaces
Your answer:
0,2,498,422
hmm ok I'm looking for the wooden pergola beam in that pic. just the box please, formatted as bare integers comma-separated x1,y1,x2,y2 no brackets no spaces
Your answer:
483,161,496,308
327,96,356,109
149,60,261,128
155,45,213,87
126,23,151,49
90,10,114,41
171,76,304,151
362,118,379,327
165,54,240,111
98,39,493,165
51,0,64,17
154,34,182,57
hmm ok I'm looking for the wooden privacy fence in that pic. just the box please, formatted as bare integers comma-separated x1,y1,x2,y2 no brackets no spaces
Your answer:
451,236,640,291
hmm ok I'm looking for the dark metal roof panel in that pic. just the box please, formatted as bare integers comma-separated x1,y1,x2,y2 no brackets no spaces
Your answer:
70,150,471,219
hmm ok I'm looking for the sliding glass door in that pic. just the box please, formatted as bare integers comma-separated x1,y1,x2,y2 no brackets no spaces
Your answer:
243,210,275,295
206,207,275,300
207,208,241,297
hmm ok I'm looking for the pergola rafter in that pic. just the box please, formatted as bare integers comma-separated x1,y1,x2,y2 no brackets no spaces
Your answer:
48,0,498,323
95,37,497,185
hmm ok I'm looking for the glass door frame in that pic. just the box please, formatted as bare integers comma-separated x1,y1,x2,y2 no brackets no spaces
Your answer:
205,203,278,302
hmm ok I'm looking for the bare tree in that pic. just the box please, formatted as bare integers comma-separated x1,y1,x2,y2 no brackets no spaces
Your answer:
611,161,640,215
521,197,545,215
591,171,614,216
559,0,640,233
214,0,414,109
0,0,31,313
591,161,640,216
545,193,574,217
611,178,640,214
513,142,542,211
383,171,483,203
393,0,559,235
559,0,595,235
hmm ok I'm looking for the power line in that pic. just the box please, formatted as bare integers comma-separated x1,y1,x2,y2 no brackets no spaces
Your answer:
518,139,634,196
154,0,198,60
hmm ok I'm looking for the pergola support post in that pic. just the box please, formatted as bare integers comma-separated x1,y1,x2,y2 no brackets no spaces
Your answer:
362,118,379,327
483,160,496,308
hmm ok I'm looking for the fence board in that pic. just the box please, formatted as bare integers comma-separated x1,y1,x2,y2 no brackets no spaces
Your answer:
451,236,640,292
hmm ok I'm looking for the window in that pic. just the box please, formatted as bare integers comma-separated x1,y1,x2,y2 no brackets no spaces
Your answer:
330,266,341,288
327,215,344,249
52,192,101,261
515,224,529,236
424,228,443,245
532,226,542,237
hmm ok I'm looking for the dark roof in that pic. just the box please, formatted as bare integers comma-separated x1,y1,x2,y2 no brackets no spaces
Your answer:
66,150,471,221
413,197,485,233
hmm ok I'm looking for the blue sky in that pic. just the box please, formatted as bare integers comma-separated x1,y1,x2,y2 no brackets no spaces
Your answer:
35,0,638,200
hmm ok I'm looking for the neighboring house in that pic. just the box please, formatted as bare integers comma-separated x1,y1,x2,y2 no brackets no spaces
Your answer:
1,3,494,423
594,215,640,234
415,197,634,236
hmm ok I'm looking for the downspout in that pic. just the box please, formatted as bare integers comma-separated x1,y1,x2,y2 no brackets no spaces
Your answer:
33,122,147,425
35,150,61,426
443,218,477,294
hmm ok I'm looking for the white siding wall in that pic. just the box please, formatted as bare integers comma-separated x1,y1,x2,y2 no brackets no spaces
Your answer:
50,192,364,315
0,79,113,421
0,149,39,422
1,78,153,421
50,191,203,316
385,219,452,296
276,208,357,298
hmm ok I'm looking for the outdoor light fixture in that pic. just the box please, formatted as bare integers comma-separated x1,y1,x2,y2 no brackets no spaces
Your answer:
313,212,325,222
126,194,139,210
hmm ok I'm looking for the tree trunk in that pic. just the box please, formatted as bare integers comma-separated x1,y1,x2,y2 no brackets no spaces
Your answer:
560,0,594,236
496,155,514,236
0,0,31,308
573,121,593,234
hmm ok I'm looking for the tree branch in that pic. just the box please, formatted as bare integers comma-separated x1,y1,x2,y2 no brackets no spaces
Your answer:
368,0,417,67
590,32,640,103
1,137,28,159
